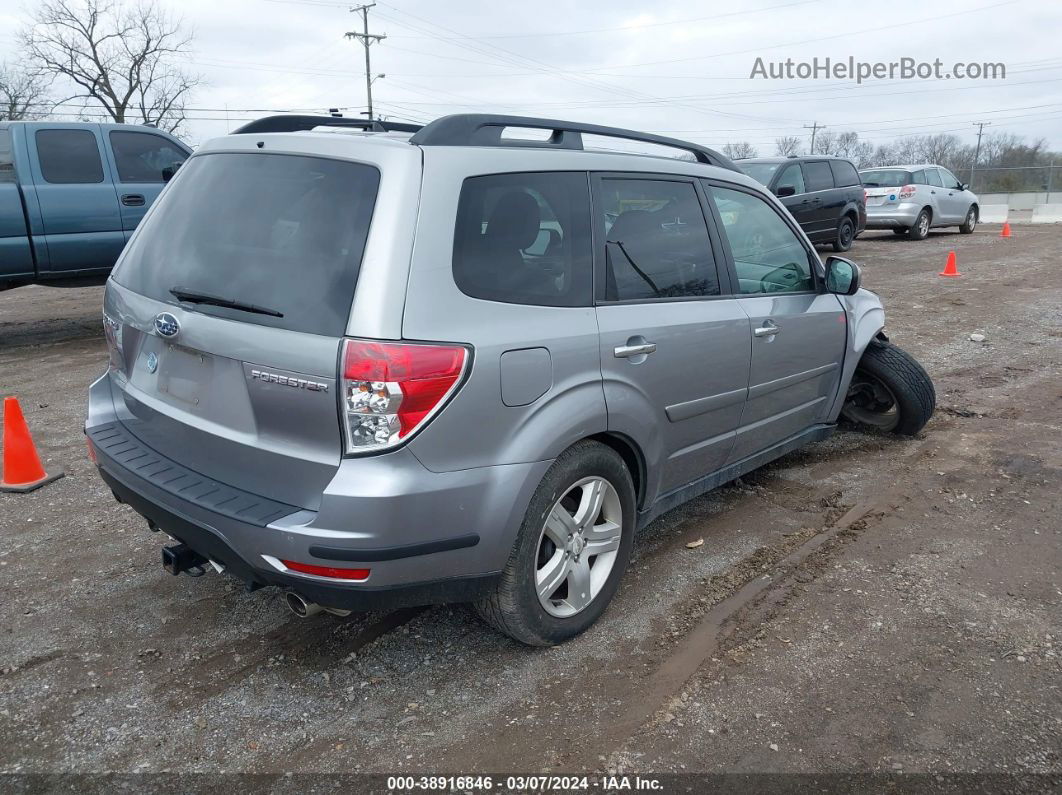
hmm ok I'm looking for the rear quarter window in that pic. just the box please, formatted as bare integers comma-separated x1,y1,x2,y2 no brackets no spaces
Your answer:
452,172,592,307
829,160,861,187
113,152,379,337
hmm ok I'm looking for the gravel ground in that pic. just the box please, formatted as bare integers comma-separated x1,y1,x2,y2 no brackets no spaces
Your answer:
0,223,1059,782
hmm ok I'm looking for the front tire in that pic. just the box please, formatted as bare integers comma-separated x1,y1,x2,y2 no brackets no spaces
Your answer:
959,206,977,234
909,208,931,240
833,216,856,252
475,441,636,646
841,341,935,435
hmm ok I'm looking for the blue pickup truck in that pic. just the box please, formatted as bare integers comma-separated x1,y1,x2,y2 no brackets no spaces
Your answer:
1,121,191,290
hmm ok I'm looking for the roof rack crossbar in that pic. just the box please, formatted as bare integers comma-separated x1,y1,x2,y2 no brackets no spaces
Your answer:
409,114,740,172
230,115,422,135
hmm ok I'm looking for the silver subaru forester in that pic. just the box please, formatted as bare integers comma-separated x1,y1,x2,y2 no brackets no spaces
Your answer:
86,114,935,646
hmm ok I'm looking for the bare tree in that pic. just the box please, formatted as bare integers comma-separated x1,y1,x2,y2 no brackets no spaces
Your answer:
0,63,52,121
774,136,801,156
722,141,758,159
19,0,200,133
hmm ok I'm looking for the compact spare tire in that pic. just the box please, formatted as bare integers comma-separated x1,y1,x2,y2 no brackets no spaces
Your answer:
475,440,635,646
833,216,856,252
841,341,935,435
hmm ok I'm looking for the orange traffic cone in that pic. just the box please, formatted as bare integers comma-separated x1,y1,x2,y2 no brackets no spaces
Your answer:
1,397,63,493
939,250,961,278
1000,222,1012,238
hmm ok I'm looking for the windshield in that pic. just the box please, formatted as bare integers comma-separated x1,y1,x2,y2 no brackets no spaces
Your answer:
113,152,380,337
738,162,781,186
859,169,910,188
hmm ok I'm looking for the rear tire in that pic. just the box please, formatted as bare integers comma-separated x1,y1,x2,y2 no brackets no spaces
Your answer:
833,216,856,252
959,206,977,234
474,441,636,646
841,341,935,436
908,208,931,240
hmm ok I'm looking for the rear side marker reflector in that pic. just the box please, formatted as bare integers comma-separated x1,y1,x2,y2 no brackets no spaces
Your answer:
281,560,371,581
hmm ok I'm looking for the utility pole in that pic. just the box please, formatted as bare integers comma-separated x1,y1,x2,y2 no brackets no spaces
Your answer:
346,4,386,121
804,121,824,154
970,121,991,189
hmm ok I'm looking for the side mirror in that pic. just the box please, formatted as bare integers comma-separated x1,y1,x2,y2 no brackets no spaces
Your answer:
825,255,861,295
161,161,183,182
959,183,969,191
776,185,796,197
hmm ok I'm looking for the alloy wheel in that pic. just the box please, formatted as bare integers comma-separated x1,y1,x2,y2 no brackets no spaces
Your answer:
535,477,623,618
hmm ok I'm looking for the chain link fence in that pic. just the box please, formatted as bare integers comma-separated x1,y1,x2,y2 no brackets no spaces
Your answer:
966,165,1061,195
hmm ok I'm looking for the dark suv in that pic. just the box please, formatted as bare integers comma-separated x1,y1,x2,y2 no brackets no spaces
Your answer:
738,156,866,252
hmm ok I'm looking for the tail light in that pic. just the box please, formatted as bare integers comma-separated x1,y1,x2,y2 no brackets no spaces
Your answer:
341,339,469,453
898,184,916,199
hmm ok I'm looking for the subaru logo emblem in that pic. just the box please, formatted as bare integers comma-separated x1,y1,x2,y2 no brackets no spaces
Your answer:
154,312,180,339
145,352,158,373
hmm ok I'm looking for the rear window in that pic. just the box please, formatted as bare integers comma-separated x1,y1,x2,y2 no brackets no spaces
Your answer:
829,160,861,187
113,152,379,337
737,162,780,187
859,169,911,188
452,171,592,307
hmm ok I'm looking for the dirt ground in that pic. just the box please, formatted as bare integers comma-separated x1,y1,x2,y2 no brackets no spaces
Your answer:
0,223,1059,785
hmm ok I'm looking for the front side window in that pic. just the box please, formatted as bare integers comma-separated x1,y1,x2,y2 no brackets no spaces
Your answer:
452,172,592,307
598,178,720,301
109,131,188,183
939,168,963,189
709,185,814,295
776,163,805,194
36,129,104,184
804,161,834,192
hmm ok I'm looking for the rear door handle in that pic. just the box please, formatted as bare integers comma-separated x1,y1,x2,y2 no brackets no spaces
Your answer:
121,194,146,206
614,342,657,358
753,322,781,338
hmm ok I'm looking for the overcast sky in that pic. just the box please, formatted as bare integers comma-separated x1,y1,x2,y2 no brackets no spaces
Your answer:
3,0,1060,152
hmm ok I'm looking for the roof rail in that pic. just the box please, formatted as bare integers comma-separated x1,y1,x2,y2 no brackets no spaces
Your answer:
409,114,740,172
230,114,422,135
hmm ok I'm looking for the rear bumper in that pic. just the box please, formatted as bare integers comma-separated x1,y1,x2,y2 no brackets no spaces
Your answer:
864,203,921,229
86,374,550,610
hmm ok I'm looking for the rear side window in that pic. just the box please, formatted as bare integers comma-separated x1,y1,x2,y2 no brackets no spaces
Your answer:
36,129,104,184
803,161,834,192
114,152,379,337
598,178,720,301
0,130,14,184
830,160,861,187
911,170,927,185
926,169,944,187
109,131,188,183
452,172,592,307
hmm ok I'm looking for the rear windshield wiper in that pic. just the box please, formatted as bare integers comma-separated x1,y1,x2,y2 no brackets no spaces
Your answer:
169,286,284,318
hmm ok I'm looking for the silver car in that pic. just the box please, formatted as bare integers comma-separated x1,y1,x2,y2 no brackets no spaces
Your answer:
860,164,979,239
86,114,935,646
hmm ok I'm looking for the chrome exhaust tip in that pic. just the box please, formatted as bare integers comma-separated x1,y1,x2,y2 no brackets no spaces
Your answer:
285,591,323,618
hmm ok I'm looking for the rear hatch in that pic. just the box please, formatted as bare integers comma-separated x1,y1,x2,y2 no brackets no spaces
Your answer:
860,169,913,208
104,149,381,510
